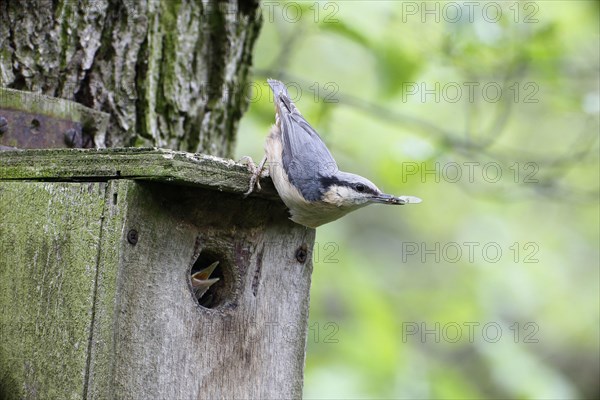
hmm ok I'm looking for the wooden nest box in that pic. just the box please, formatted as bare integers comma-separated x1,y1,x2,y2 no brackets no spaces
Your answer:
0,145,315,398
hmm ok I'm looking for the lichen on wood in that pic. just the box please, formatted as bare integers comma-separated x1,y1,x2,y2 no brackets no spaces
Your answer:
0,181,107,399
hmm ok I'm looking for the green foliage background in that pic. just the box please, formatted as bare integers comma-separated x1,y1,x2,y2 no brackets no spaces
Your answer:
236,1,599,399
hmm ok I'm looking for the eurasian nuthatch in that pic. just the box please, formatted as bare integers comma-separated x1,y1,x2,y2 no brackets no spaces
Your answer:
245,79,421,228
191,261,219,301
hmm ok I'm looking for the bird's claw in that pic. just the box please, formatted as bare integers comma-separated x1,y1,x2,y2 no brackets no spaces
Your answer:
240,155,267,197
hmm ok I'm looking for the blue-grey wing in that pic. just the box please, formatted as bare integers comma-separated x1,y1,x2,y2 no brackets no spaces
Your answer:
268,79,338,201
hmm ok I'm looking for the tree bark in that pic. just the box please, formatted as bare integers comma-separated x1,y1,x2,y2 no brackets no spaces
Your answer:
0,0,261,155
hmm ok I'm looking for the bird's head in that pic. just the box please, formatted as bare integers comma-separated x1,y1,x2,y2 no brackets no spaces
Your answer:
320,171,421,209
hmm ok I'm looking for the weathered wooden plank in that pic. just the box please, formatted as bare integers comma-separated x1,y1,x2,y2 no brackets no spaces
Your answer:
0,87,110,149
108,181,314,399
0,182,106,399
0,148,278,199
84,180,130,400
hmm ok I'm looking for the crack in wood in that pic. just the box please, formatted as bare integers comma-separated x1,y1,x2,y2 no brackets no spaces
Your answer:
251,245,265,297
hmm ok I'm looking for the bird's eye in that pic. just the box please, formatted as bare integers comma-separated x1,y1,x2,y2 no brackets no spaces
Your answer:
355,183,365,192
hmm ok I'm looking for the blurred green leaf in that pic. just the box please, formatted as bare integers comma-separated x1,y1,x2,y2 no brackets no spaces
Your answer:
237,2,600,399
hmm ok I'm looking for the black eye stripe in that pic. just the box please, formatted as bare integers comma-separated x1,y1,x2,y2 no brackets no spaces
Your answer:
320,176,378,195
355,183,378,195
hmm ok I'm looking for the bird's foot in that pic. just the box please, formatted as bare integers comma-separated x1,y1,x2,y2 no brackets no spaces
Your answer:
240,155,268,197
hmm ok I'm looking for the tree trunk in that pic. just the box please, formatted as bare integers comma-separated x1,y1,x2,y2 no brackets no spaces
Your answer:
0,0,261,155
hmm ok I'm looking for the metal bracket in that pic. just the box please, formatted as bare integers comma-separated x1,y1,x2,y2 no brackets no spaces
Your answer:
0,87,109,149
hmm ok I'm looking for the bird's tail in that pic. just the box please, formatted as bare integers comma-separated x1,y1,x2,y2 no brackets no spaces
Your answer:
267,79,290,99
267,79,297,116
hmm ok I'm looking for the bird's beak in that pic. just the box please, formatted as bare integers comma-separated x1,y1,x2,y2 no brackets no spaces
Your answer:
370,193,422,205
191,261,220,299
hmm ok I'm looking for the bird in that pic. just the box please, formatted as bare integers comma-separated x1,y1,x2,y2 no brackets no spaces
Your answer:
191,261,219,301
244,79,421,228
